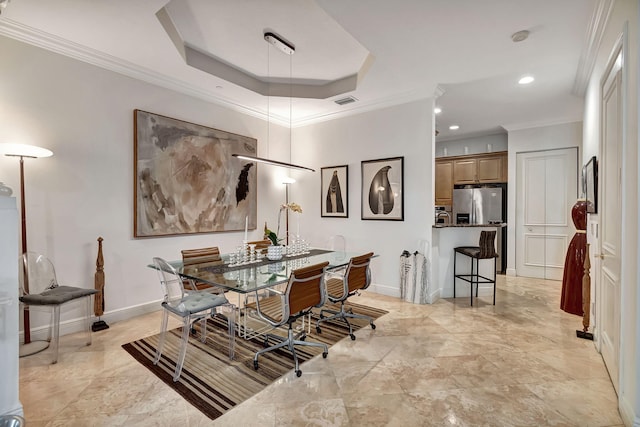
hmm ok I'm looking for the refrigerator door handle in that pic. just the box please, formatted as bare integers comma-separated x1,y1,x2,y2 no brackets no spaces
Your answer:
471,199,475,224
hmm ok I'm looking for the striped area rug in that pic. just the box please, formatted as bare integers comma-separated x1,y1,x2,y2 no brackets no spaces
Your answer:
122,302,388,420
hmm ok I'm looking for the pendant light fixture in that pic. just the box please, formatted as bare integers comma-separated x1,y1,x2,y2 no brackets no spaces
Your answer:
232,31,314,173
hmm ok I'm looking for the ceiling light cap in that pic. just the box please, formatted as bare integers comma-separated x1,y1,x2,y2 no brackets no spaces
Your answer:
264,32,295,55
511,30,530,43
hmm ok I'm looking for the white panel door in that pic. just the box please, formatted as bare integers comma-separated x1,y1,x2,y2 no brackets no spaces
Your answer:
516,148,578,280
598,48,622,393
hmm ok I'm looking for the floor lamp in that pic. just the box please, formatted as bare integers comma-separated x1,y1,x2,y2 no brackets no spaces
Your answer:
0,143,53,356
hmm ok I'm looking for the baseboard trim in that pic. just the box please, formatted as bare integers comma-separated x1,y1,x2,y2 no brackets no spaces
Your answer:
1,404,24,418
427,288,441,304
619,394,639,426
368,282,399,298
20,299,162,341
506,268,517,276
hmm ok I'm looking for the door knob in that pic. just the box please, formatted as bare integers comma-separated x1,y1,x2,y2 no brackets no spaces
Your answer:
594,253,605,259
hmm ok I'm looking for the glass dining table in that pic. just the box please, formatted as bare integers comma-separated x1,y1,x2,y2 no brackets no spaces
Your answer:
156,248,356,339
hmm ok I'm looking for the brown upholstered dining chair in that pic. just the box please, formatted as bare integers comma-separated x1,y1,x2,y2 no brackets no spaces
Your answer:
453,230,497,306
245,261,329,377
315,252,376,340
247,239,271,250
181,247,224,293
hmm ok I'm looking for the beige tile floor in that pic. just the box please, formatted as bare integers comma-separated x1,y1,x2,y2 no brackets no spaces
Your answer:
19,275,624,426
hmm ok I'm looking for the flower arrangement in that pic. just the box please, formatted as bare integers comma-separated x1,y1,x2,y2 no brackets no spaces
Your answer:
264,202,302,246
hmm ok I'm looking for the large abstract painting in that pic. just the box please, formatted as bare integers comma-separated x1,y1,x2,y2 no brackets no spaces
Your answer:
134,110,257,237
361,156,404,221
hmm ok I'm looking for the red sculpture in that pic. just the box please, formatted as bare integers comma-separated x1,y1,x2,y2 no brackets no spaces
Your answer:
561,199,587,315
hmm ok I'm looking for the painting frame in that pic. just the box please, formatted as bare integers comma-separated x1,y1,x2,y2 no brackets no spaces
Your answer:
133,109,257,238
361,156,404,221
321,165,349,218
583,155,598,214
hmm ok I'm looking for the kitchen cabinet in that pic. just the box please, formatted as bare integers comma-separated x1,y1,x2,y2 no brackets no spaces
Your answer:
435,151,507,203
435,160,453,205
452,152,507,184
453,158,477,184
477,155,506,182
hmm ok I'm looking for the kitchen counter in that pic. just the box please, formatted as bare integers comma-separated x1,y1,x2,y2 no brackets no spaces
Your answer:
433,223,507,228
431,225,504,301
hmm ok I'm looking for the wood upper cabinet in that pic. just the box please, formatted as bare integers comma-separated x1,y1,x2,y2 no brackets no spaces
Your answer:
477,154,506,182
453,159,477,184
435,151,507,203
435,160,453,205
451,152,507,184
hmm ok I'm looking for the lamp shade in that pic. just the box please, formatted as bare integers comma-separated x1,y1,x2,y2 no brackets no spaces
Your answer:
0,143,53,158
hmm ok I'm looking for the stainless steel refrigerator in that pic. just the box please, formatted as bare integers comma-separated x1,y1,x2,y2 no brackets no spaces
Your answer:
452,183,507,272
452,184,504,225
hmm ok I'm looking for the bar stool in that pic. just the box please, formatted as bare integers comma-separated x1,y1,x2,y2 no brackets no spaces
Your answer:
453,230,497,306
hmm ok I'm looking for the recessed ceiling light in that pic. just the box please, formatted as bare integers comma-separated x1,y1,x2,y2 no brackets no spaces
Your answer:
511,30,530,43
434,107,442,114
519,76,534,85
449,125,460,130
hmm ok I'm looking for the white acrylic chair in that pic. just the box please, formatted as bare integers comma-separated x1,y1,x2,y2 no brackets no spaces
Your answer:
152,257,235,381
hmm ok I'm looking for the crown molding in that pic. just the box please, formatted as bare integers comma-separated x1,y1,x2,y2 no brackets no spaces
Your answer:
0,19,431,130
0,19,283,124
502,117,582,133
293,88,433,128
572,0,615,96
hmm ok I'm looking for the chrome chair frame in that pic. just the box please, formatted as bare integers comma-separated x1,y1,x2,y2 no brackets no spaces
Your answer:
316,252,376,340
247,261,329,377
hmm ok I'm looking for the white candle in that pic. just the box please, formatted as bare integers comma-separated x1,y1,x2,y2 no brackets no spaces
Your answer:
244,216,248,241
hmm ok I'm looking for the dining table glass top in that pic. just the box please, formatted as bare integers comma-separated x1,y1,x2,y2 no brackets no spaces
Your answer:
158,249,356,294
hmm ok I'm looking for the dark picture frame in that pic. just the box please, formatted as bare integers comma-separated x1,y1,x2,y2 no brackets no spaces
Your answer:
133,109,257,237
361,156,404,221
321,165,348,218
583,156,598,214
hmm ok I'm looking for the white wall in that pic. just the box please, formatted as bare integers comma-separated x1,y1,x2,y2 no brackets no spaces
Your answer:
581,0,639,423
505,122,583,276
292,99,435,296
435,132,508,158
0,36,291,330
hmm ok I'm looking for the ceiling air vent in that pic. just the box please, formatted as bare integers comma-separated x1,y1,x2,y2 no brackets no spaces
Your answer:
334,96,358,106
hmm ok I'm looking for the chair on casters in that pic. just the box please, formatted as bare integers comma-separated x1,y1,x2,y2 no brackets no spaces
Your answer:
245,261,329,377
152,257,235,382
316,252,376,340
453,230,498,306
19,252,98,364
